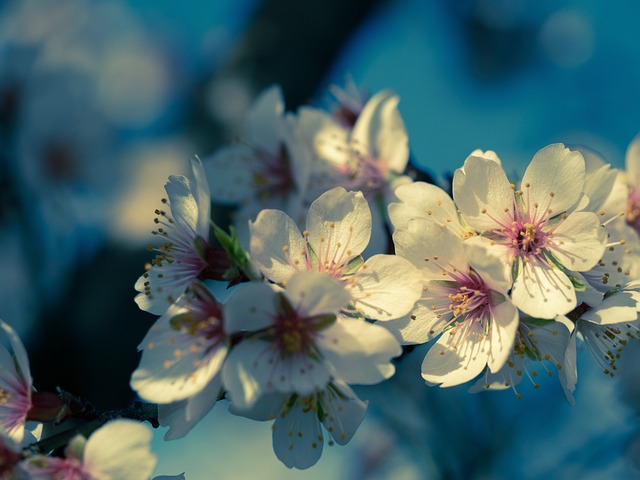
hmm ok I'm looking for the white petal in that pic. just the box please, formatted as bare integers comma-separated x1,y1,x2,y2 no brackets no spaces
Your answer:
463,236,513,293
134,269,193,316
158,375,222,440
511,261,576,319
319,317,401,384
580,149,617,214
300,107,351,168
388,181,463,235
0,320,31,389
347,254,423,320
306,188,371,265
321,381,367,445
421,321,489,387
164,174,199,235
550,212,606,271
452,155,514,232
559,327,577,405
352,90,408,173
224,282,277,334
229,391,289,421
521,144,585,214
83,420,156,480
272,399,324,469
246,85,285,154
222,339,331,409
487,301,519,373
379,301,449,345
285,272,350,317
581,289,640,325
392,218,468,278
205,144,257,203
249,209,307,283
221,340,267,409
130,309,228,403
625,132,640,184
189,156,211,237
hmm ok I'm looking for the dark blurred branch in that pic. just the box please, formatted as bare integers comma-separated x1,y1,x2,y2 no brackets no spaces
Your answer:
190,0,388,151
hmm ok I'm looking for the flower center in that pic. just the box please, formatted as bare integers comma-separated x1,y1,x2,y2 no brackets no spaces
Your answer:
254,143,295,201
346,151,388,198
426,268,493,337
270,293,335,358
512,221,549,255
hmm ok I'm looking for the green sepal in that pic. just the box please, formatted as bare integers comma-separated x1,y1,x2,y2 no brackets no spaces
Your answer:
568,274,586,292
343,255,364,276
211,222,247,268
521,317,555,328
307,314,337,331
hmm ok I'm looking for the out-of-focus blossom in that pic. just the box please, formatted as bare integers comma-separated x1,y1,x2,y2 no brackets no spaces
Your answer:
205,85,314,240
21,419,157,480
300,89,411,253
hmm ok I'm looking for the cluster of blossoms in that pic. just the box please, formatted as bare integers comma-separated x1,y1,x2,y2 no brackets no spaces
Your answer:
128,83,640,469
3,80,639,473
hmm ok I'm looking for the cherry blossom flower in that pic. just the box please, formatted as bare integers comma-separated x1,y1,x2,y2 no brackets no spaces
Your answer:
21,419,156,480
299,89,412,253
470,318,572,399
222,272,401,410
304,90,409,200
205,85,314,238
453,144,607,319
131,281,227,407
231,379,367,470
387,219,519,387
326,77,369,128
558,283,640,403
134,157,214,315
249,187,422,321
0,320,32,445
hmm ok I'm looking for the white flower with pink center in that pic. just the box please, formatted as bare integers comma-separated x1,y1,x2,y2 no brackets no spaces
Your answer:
131,281,227,413
205,85,313,239
21,419,156,480
453,144,607,319
0,320,33,445
305,90,409,198
387,220,518,387
250,187,423,321
221,272,401,410
134,157,213,315
299,89,411,253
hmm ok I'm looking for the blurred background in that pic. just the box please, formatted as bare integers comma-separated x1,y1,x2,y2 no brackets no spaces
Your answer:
1,0,639,478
